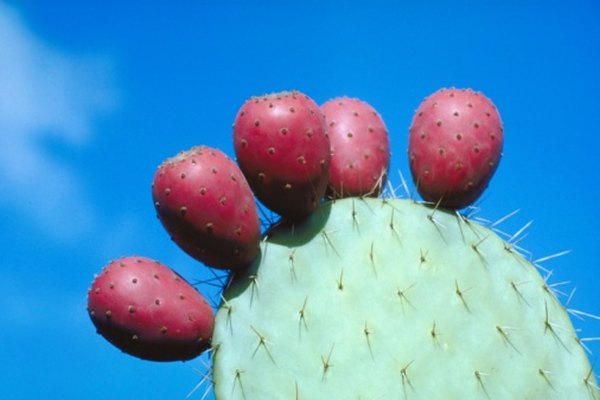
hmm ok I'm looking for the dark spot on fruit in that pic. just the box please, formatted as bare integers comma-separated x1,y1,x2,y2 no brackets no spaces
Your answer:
254,119,260,127
109,283,114,289
297,156,306,165
164,188,171,196
179,294,186,300
153,273,160,279
280,127,288,135
289,107,295,113
155,299,161,305
199,186,207,195
230,174,236,181
154,201,160,209
329,121,335,127
438,147,446,156
473,145,480,153
467,102,473,108
268,103,273,108
455,161,464,170
132,278,138,284
235,226,242,236
206,222,214,233
211,167,218,174
180,173,186,179
220,196,227,205
474,121,480,128
347,131,354,138
453,111,459,117
353,111,359,117
490,133,496,140
420,132,427,139
128,305,135,313
105,310,112,319
306,129,313,138
268,146,276,155
436,120,442,127
488,160,495,169
449,92,455,97
240,139,248,148
456,133,463,140
160,326,168,334
240,110,245,117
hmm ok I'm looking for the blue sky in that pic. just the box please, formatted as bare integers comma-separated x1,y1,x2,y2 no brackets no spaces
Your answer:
0,1,598,398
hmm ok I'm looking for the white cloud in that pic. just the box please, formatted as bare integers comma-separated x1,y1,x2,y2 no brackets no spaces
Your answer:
0,3,118,241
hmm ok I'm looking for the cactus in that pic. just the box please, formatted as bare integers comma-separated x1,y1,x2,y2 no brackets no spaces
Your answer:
211,197,598,399
86,87,599,399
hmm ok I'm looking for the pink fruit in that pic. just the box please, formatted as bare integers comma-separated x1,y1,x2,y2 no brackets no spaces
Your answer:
87,256,214,362
408,88,503,209
321,97,390,197
233,90,330,220
152,146,260,270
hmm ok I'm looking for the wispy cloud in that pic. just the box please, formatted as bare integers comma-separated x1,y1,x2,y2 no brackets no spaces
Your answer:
0,3,118,242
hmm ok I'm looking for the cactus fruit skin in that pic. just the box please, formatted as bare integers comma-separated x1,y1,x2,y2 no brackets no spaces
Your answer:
320,97,390,198
152,146,260,270
408,88,503,209
212,198,598,399
233,91,330,220
87,256,214,362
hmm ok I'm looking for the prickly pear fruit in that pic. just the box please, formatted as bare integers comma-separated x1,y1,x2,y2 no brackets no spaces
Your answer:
408,88,503,209
233,90,330,220
320,97,390,198
212,198,597,399
87,256,214,362
152,146,260,270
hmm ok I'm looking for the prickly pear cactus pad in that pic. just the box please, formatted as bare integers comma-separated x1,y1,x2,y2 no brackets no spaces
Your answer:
212,198,598,399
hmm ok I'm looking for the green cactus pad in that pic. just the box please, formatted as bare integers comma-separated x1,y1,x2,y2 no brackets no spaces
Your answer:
212,198,598,399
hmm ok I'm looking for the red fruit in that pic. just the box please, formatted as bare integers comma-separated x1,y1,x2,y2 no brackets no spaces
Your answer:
152,146,260,270
152,146,260,269
408,88,503,209
233,91,330,220
87,256,214,362
321,97,390,198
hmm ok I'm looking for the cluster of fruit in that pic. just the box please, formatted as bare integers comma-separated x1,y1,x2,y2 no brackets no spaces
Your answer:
87,88,503,362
